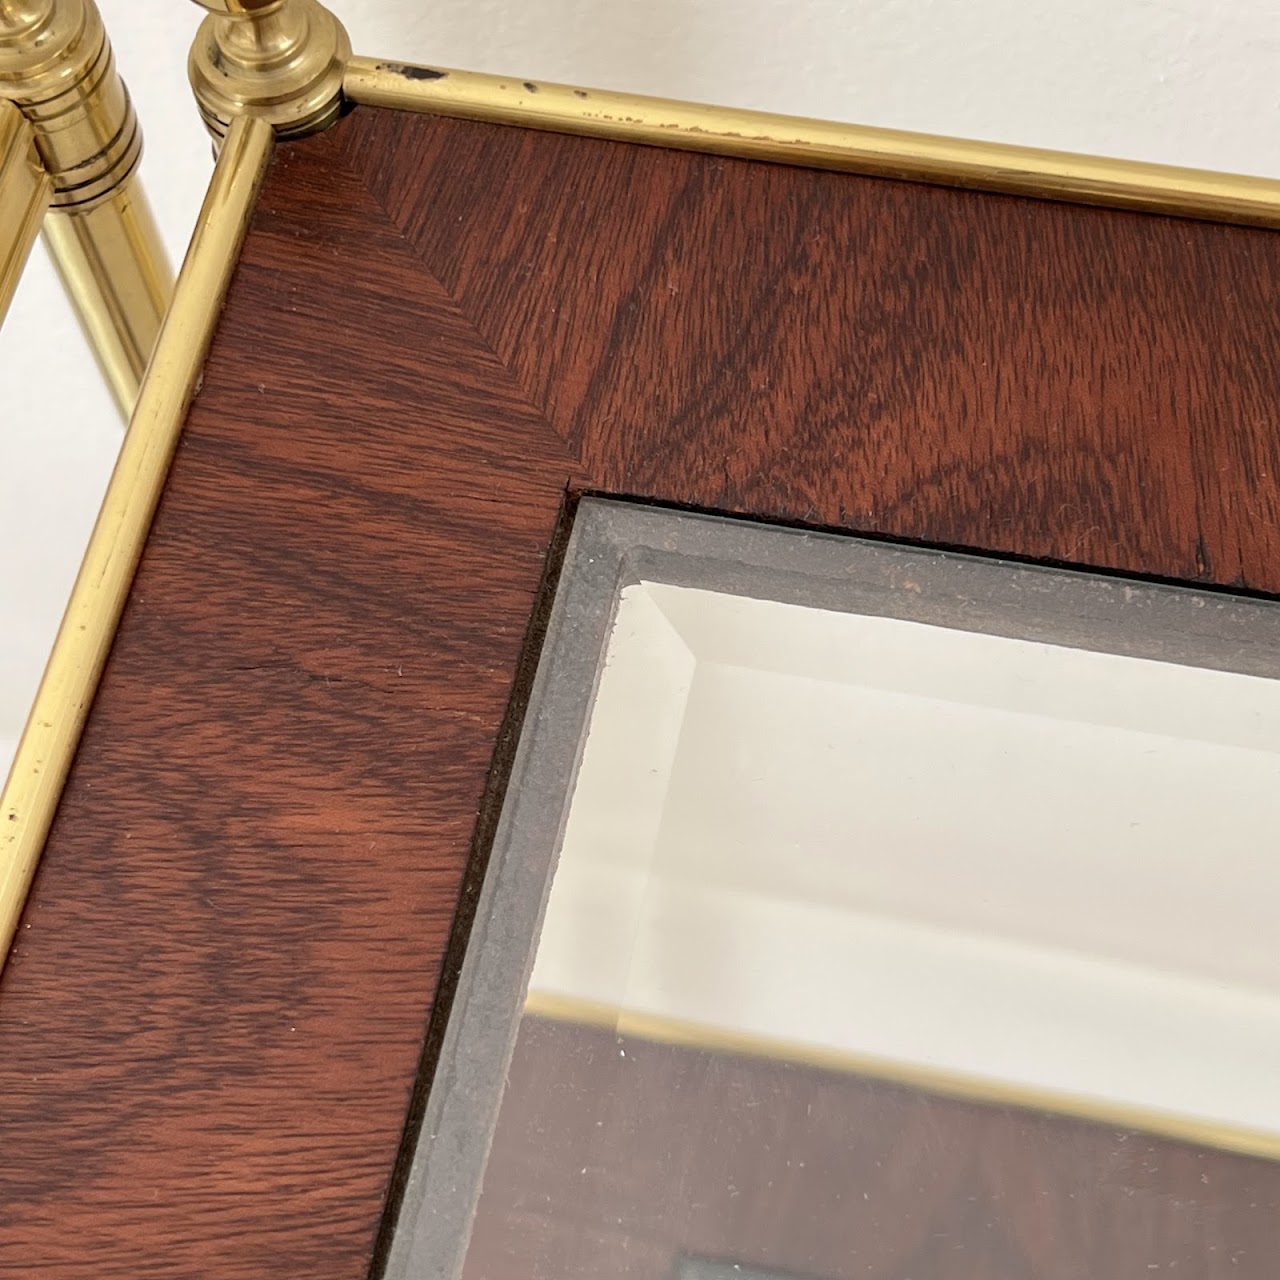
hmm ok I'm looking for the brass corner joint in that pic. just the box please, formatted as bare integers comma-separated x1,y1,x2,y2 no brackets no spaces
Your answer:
0,0,171,416
188,0,350,143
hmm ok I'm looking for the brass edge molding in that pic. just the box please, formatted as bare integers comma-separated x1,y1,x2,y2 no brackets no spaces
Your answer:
345,58,1280,229
523,990,1280,1164
0,99,49,326
0,114,274,973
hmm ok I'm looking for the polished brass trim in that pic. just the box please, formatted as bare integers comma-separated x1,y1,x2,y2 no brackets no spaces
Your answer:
189,0,350,142
0,99,48,326
524,990,1280,1164
0,114,274,972
43,178,173,417
1,0,172,416
346,58,1280,228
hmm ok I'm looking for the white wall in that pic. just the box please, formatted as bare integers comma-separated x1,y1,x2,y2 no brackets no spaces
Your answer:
4,0,1280,771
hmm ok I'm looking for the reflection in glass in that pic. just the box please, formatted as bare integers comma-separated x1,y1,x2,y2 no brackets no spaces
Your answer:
386,499,1280,1280
531,581,1280,1143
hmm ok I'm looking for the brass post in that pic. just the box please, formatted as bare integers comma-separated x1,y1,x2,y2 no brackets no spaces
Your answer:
189,0,350,143
0,0,173,417
0,98,49,325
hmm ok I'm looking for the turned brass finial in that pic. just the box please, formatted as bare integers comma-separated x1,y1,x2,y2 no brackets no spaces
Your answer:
0,0,140,209
188,0,351,142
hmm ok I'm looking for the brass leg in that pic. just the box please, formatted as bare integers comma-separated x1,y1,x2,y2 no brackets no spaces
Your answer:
42,176,173,419
0,100,49,326
1,0,173,418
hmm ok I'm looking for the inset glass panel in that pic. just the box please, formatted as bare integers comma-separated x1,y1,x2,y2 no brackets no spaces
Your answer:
384,498,1280,1280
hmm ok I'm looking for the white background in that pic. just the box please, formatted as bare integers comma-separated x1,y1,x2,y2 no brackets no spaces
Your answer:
4,0,1280,770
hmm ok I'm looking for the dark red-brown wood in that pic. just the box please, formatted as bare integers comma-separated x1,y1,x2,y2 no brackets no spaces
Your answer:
2,102,1280,1277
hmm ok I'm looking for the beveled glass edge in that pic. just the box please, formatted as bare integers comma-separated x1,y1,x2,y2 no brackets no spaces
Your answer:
379,496,1280,1280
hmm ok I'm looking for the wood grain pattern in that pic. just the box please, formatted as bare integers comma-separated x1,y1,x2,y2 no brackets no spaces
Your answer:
466,1016,1280,1280
2,103,1280,1277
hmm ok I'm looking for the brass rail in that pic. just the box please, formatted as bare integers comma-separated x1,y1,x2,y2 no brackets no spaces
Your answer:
0,114,273,967
347,58,1280,228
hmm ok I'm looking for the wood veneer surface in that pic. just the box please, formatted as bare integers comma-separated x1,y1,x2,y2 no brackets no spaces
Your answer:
2,105,1280,1277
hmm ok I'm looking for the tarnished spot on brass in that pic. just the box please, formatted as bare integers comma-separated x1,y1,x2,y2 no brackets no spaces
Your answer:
377,62,447,84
